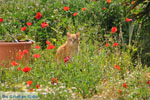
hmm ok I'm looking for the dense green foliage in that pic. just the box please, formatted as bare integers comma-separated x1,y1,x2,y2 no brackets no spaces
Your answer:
0,0,150,99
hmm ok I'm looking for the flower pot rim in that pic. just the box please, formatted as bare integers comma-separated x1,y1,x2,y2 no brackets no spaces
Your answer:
0,40,34,45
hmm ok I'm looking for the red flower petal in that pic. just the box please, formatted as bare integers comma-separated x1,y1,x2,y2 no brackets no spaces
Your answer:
22,67,31,73
33,54,41,58
111,27,117,33
47,45,55,50
11,61,19,66
26,22,32,26
82,8,87,11
123,83,127,88
107,0,111,3
35,12,42,20
21,26,26,31
64,6,70,11
0,18,3,22
73,12,78,16
126,18,132,22
35,45,40,49
27,80,32,86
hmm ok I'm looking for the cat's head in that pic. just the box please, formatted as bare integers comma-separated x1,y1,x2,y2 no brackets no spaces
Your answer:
66,32,80,45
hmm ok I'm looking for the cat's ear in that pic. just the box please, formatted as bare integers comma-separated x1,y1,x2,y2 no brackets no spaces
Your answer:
67,32,70,37
76,32,80,37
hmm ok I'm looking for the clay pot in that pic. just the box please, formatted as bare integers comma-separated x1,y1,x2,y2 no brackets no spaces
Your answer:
0,41,33,67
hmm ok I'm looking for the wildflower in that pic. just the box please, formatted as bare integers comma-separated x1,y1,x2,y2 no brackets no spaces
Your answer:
23,50,28,54
46,40,51,45
64,6,70,11
111,27,117,33
22,67,31,73
26,22,32,26
17,67,21,71
35,45,40,49
51,78,58,85
103,7,106,10
16,50,24,60
105,43,109,47
73,12,78,16
147,81,150,85
107,0,111,3
35,12,42,20
27,80,32,86
11,61,19,66
126,18,132,22
131,1,135,4
114,64,118,69
41,22,48,28
118,89,122,95
123,83,127,88
29,88,34,92
112,43,119,47
0,18,3,22
82,8,87,11
64,56,70,63
117,66,120,70
36,84,40,89
21,26,26,31
33,54,40,58
47,45,55,50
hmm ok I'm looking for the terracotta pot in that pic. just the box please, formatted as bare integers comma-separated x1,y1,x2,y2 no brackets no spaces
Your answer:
0,41,33,67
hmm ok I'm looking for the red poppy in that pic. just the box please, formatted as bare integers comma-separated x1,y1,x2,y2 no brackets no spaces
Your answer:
41,22,48,28
114,65,120,70
126,18,132,22
21,26,27,31
46,41,51,45
23,50,28,54
16,50,24,60
35,12,42,20
118,89,122,95
105,43,109,47
112,43,119,47
11,61,19,66
117,66,120,70
51,78,58,85
107,0,111,3
82,8,87,11
36,84,40,89
103,7,106,10
0,18,3,22
29,88,34,92
17,67,21,71
22,67,31,73
123,83,127,88
111,27,117,33
114,64,118,69
26,22,32,26
147,81,150,85
35,45,40,49
27,80,32,86
47,45,55,50
131,1,135,4
73,12,78,16
33,54,41,58
64,6,70,11
64,56,70,63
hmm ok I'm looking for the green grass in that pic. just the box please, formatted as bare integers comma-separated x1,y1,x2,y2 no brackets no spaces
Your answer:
0,0,150,99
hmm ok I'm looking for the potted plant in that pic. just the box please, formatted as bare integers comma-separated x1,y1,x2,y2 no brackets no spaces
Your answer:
0,18,34,67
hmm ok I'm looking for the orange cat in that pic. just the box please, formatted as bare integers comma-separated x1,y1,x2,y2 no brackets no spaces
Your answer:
55,32,80,64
